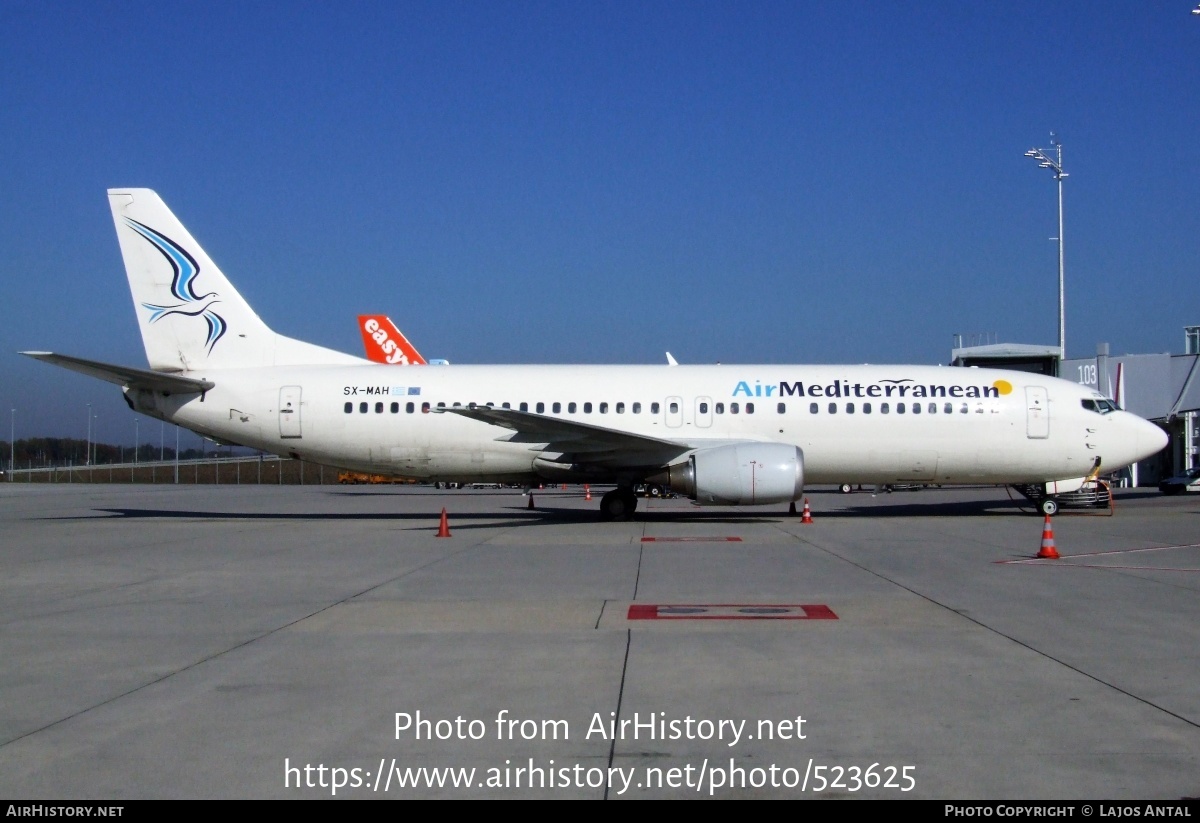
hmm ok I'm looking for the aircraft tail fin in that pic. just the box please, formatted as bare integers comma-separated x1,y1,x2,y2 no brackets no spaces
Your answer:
357,315,427,365
108,189,362,371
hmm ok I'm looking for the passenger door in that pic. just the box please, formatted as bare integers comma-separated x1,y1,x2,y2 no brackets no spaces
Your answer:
1025,387,1049,439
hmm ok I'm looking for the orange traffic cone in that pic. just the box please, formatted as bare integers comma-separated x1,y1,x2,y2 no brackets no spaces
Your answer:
435,507,452,538
584,484,592,501
801,498,813,524
528,493,536,509
1037,514,1059,559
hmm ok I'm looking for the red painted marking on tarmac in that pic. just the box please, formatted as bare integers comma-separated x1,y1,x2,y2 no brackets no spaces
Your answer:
627,604,837,620
640,536,743,543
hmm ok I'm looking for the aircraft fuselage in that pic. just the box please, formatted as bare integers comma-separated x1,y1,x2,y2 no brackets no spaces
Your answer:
138,363,1162,487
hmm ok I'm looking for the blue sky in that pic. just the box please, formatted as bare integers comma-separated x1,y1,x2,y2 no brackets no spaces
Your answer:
2,1,1197,443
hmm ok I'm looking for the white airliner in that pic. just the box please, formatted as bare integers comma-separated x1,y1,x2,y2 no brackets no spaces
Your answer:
23,189,1167,519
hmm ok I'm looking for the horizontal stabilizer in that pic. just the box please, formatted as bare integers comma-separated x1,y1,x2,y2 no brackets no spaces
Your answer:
20,351,214,394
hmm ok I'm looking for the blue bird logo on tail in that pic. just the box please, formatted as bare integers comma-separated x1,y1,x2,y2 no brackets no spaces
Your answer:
124,218,227,353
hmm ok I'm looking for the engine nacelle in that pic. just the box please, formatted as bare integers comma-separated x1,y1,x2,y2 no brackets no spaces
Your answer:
650,443,804,506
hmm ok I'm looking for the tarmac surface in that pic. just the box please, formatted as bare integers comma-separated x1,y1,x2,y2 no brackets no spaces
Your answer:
0,482,1197,799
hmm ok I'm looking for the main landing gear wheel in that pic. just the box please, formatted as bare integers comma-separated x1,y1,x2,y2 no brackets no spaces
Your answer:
600,488,638,521
1041,498,1059,516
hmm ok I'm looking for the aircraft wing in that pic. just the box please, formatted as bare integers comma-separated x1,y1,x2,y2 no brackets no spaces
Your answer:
438,406,694,460
21,352,214,394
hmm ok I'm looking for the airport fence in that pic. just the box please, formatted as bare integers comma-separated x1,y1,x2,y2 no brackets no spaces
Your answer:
3,455,341,485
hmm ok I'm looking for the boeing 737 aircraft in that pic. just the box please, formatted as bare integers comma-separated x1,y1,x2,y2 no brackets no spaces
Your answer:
23,189,1167,519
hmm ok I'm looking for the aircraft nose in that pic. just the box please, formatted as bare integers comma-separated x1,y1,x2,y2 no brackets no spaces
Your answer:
1137,417,1168,461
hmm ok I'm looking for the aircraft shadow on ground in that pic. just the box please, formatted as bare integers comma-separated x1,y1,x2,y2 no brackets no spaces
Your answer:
62,495,1040,531
75,507,771,529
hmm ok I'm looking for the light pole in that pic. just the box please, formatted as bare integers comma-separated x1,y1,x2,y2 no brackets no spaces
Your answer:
1024,134,1068,361
134,418,139,465
9,408,14,481
85,403,92,466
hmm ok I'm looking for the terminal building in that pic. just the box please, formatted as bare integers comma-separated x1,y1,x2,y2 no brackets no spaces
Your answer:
951,327,1200,487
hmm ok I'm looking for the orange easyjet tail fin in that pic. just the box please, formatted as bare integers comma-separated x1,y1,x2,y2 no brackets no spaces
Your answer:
357,315,427,365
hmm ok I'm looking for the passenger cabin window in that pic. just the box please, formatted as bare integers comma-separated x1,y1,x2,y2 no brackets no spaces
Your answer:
421,402,430,413
944,402,953,414
616,402,625,413
502,402,511,409
746,403,754,414
809,403,818,414
863,403,872,414
777,402,786,414
730,403,739,414
536,402,544,413
897,403,906,414
669,402,679,413
359,402,368,413
519,402,528,412
881,403,890,414
699,402,708,414
552,402,561,413
716,403,725,414
390,402,399,413
651,402,661,414
846,403,855,414
632,402,641,413
344,402,353,413
600,402,608,413
912,403,920,414
406,402,415,413
568,402,577,413
584,402,593,413
827,403,837,414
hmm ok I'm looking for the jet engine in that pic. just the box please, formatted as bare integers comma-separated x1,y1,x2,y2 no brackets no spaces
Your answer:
648,443,804,505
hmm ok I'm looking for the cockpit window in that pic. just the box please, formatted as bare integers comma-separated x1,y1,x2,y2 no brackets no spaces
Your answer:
1081,398,1118,415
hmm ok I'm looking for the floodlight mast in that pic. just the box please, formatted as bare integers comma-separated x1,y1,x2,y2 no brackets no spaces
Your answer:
1024,134,1068,361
